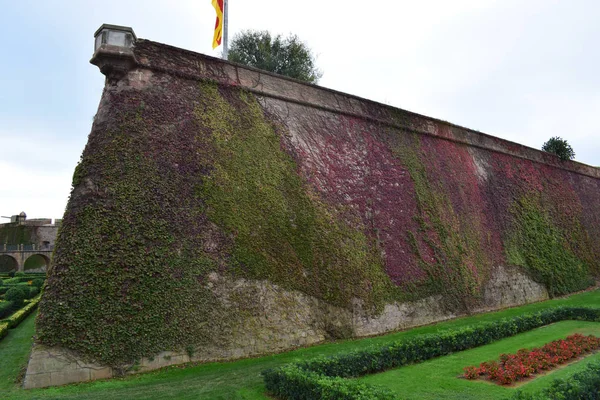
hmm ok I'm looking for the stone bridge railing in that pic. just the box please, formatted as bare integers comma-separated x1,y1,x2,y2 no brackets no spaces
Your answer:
0,245,53,272
2,244,54,252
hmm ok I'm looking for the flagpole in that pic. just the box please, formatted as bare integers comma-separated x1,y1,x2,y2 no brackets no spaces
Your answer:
222,0,229,60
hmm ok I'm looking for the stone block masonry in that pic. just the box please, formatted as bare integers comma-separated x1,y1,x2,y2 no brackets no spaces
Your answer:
25,29,599,388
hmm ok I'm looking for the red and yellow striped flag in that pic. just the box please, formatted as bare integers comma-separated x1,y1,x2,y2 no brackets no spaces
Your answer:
212,0,224,49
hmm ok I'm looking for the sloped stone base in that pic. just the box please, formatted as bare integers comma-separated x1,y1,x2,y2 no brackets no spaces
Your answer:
24,265,549,389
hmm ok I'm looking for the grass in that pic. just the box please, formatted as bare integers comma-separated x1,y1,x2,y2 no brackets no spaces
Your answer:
0,289,597,399
359,320,600,399
0,310,35,390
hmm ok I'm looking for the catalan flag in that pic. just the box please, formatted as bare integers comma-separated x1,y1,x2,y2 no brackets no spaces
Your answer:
212,0,224,49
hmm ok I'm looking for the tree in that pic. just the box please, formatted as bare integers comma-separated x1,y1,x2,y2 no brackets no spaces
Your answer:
227,30,323,84
542,137,575,161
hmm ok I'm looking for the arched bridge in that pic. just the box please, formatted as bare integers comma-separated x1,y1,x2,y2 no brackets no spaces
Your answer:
0,244,52,272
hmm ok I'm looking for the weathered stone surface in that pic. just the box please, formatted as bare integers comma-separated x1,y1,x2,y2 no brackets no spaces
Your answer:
353,295,457,337
478,265,549,311
23,344,112,389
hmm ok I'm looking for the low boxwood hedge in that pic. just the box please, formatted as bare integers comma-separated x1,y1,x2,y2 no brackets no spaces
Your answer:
28,286,39,298
262,307,600,400
511,360,600,399
3,295,41,329
0,322,8,342
5,287,25,309
14,276,45,283
32,278,44,288
264,364,396,400
0,301,13,319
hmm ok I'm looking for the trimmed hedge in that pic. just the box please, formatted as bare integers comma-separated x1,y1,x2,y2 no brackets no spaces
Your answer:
0,301,13,318
3,295,41,328
28,286,39,298
32,278,44,288
511,360,600,399
5,287,25,309
1,285,39,299
263,307,600,400
264,365,396,400
0,322,8,342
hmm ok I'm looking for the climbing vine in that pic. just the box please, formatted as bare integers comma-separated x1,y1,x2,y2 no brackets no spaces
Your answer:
392,136,489,311
194,82,391,309
0,225,33,245
37,79,393,369
505,194,593,296
35,64,600,372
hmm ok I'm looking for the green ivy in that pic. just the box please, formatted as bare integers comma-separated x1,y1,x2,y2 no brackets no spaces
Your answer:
37,82,395,369
505,195,593,296
0,224,33,245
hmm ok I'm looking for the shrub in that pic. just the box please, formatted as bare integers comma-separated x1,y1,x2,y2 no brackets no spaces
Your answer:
27,286,40,299
4,287,25,309
0,302,13,319
11,285,30,299
14,271,25,277
7,271,14,278
12,285,37,299
0,278,3,286
32,278,44,289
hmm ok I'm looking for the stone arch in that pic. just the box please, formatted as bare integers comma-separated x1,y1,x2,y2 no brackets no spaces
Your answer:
24,254,50,272
0,255,18,273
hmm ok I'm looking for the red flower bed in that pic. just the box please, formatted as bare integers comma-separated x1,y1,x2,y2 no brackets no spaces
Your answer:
463,334,600,385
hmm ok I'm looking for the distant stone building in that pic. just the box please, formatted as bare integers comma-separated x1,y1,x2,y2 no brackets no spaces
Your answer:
0,212,60,272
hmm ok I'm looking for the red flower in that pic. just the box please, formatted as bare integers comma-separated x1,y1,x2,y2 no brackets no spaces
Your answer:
463,334,600,385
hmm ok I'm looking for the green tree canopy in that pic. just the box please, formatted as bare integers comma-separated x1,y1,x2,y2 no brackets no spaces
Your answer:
227,30,323,84
542,137,575,161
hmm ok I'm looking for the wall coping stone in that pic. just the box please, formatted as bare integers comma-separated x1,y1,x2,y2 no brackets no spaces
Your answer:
125,39,600,180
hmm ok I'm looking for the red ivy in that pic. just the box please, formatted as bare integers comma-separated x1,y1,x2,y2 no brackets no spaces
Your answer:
463,334,600,385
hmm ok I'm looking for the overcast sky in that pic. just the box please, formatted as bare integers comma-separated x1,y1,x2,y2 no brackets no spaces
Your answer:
1,0,599,220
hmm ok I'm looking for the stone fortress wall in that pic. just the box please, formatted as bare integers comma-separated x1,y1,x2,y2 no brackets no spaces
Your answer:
24,27,600,388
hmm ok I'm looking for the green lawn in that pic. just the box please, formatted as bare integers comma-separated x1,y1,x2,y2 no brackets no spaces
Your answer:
0,289,598,400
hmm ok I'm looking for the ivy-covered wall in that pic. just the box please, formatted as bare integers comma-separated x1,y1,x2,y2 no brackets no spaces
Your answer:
0,224,33,245
34,39,600,373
